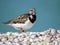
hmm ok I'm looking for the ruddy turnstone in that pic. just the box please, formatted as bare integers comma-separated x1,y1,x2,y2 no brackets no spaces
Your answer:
4,8,36,32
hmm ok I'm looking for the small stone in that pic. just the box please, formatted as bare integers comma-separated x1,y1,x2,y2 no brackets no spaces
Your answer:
0,28,60,45
40,34,43,36
35,34,39,37
14,38,19,43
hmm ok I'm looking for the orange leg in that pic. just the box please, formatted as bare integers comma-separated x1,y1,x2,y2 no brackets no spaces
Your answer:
17,27,24,32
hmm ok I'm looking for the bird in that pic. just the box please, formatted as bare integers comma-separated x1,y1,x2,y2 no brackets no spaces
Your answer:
4,8,36,32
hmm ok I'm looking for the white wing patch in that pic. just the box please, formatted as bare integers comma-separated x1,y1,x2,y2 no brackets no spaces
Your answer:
30,15,33,19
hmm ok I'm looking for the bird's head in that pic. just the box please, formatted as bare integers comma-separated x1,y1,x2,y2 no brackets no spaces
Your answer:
29,8,36,15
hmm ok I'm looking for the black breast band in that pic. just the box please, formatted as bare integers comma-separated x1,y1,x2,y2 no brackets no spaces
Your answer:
29,15,36,23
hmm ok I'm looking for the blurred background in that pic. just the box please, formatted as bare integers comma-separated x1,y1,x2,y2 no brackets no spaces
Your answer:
0,0,60,33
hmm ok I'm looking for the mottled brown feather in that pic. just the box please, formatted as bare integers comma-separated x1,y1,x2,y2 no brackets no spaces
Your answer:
4,13,30,24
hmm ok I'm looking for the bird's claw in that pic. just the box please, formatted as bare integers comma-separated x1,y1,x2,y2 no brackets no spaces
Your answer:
17,27,24,32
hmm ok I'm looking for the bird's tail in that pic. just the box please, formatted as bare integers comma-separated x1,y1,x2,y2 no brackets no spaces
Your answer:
0,19,11,27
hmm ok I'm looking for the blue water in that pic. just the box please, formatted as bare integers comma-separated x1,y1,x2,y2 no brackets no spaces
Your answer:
0,0,60,33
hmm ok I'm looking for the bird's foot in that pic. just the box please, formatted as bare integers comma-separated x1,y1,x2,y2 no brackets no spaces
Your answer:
17,27,24,32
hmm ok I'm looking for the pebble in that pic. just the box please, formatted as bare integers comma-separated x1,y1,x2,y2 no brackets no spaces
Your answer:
0,28,60,45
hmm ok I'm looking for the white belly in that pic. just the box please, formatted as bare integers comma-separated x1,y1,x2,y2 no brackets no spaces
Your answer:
8,19,34,30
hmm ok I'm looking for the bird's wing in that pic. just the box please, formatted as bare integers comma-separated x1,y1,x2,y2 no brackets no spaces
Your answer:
4,14,30,24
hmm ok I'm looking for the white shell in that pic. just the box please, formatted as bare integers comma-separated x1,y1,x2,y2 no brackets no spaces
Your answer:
0,28,60,45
